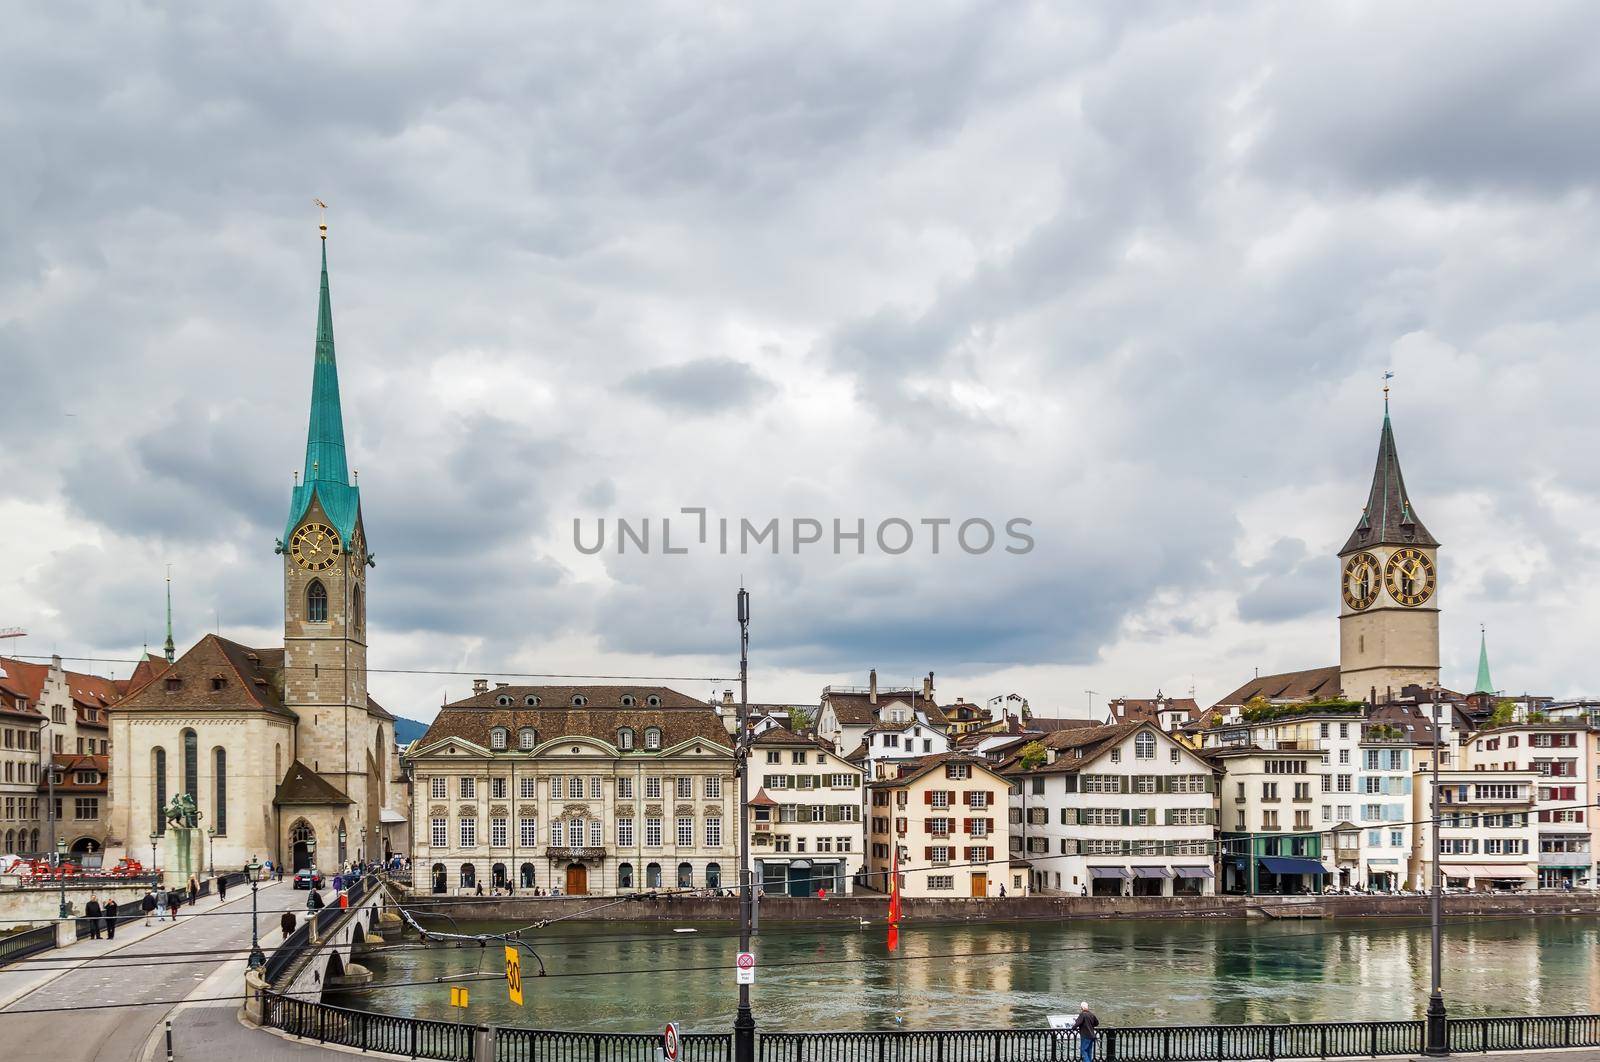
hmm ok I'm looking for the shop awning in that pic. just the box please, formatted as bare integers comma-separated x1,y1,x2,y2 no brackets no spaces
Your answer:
1132,866,1172,879
1366,858,1400,866
1259,856,1326,876
379,807,407,824
1173,866,1215,879
1089,866,1131,880
1444,864,1536,879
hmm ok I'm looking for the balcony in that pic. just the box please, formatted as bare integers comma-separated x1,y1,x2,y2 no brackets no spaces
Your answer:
544,847,607,861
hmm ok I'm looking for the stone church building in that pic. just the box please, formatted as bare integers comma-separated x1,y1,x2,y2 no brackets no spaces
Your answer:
107,232,406,874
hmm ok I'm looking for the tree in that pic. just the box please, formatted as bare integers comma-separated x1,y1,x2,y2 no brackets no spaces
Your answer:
1018,741,1048,771
1490,699,1516,728
786,706,816,733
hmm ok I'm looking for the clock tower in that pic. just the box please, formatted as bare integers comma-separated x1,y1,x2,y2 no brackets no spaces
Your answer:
278,226,372,807
1338,398,1440,701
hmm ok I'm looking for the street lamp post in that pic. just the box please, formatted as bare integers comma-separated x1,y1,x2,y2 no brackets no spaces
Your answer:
1424,693,1448,1055
246,856,265,970
733,588,756,1062
149,831,159,883
55,837,68,919
207,826,215,876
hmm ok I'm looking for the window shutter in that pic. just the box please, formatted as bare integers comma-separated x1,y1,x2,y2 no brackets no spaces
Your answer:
963,817,972,833
1164,809,1173,826
925,790,934,805
925,847,932,861
986,817,994,832
1120,809,1130,827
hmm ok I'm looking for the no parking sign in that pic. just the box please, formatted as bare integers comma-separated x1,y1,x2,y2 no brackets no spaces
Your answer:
662,1022,681,1062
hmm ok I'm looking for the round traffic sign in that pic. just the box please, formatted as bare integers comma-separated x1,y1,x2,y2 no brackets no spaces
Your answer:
736,952,755,970
663,1022,680,1062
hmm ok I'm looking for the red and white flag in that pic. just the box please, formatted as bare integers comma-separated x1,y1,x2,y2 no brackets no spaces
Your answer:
887,843,902,952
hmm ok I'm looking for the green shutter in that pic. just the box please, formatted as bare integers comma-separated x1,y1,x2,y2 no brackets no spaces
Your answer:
1120,776,1130,794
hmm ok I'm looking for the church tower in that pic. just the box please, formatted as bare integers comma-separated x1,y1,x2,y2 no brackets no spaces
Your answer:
278,224,371,804
1338,398,1440,701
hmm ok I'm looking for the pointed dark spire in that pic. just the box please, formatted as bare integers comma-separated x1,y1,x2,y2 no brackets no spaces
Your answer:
1340,401,1438,554
283,223,362,546
163,570,175,664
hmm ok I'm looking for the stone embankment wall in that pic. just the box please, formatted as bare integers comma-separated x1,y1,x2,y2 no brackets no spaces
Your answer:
401,890,1600,924
0,882,158,925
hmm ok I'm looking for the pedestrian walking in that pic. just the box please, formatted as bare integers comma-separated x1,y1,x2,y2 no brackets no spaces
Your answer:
332,872,344,893
307,888,325,912
1073,1002,1099,1062
188,875,199,907
84,896,103,940
141,889,156,926
281,910,297,937
154,888,169,922
104,897,119,939
1000,883,1007,898
169,887,184,919
217,874,228,901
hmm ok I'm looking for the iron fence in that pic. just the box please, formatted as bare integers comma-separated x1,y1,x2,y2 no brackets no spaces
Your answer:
261,991,1600,1062
0,924,56,968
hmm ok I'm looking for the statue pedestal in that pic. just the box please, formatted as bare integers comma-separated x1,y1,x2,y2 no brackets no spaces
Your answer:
162,827,202,889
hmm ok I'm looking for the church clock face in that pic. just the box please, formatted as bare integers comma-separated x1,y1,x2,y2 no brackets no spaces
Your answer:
290,522,340,571
1342,552,1379,611
1384,547,1436,607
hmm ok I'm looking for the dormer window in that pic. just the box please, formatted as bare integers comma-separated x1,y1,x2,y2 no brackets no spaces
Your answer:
525,695,540,707
646,695,662,707
496,695,513,707
618,728,635,750
572,695,588,707
621,695,636,707
644,727,661,750
490,727,508,750
165,677,182,692
519,727,537,750
211,677,227,692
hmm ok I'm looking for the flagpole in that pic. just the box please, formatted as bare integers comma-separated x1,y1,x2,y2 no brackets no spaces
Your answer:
734,588,755,1062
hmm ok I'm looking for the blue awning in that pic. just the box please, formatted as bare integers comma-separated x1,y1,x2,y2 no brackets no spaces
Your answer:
1089,866,1131,880
1259,856,1325,876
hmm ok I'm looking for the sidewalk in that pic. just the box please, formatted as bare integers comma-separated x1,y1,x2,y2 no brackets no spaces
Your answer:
0,879,306,1062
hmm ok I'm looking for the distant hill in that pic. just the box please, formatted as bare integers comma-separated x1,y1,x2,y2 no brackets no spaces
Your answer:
393,716,430,745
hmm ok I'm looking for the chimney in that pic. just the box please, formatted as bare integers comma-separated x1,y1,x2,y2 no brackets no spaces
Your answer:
723,689,734,705
869,669,878,705
495,682,510,689
923,672,934,701
473,678,489,695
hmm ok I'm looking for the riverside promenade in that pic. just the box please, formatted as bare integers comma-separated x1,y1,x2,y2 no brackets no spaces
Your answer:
0,879,302,1062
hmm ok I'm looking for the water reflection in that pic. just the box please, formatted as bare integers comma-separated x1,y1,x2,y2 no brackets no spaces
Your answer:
332,916,1600,1033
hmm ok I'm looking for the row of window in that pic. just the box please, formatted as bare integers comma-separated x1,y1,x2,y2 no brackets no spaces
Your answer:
429,860,722,891
0,729,42,751
491,693,664,709
428,774,727,801
430,815,725,849
149,733,227,836
1441,839,1530,855
487,723,667,750
756,835,855,853
751,804,862,824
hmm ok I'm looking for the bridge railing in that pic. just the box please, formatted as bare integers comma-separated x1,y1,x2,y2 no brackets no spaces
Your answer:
259,991,1600,1062
0,925,57,969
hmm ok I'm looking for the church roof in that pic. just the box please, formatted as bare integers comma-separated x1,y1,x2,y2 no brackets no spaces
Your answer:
1341,403,1438,554
1211,665,1343,709
108,634,296,720
274,758,353,806
283,237,362,547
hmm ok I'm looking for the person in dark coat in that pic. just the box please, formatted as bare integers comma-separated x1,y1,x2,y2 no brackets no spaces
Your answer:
306,888,325,912
187,875,200,907
104,897,119,939
83,896,103,940
281,910,297,937
217,875,227,901
141,889,157,926
1073,1002,1100,1062
168,888,184,919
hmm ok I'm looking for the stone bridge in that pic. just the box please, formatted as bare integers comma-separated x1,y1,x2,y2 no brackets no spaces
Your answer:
245,876,395,1015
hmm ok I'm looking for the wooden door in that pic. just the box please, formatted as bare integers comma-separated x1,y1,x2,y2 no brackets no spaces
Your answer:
566,863,588,896
970,872,987,897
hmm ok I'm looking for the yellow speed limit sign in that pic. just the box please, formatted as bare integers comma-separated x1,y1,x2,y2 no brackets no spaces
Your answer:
505,945,524,1006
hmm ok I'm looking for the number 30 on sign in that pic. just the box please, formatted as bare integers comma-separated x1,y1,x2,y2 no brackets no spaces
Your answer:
505,945,524,1006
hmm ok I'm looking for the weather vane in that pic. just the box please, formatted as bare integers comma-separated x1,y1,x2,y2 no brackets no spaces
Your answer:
314,197,328,238
1383,370,1394,404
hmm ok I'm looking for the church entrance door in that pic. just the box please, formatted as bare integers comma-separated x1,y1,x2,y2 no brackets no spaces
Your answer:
565,863,588,896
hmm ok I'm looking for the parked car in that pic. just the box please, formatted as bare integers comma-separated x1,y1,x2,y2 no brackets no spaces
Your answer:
293,868,325,890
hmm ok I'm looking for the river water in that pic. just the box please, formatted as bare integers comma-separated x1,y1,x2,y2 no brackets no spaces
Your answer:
333,914,1600,1033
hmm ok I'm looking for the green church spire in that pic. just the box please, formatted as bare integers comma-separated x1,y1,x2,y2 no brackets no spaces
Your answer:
1474,627,1495,695
163,568,175,664
282,222,362,547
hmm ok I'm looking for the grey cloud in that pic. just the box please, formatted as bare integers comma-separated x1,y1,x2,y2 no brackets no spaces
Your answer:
619,359,776,414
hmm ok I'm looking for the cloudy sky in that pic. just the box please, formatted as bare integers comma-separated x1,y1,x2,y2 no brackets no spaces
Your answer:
5,2,1600,722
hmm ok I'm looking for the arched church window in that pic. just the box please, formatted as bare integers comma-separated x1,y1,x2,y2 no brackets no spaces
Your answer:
352,583,363,631
152,747,167,836
213,747,228,835
182,729,198,801
307,580,328,623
